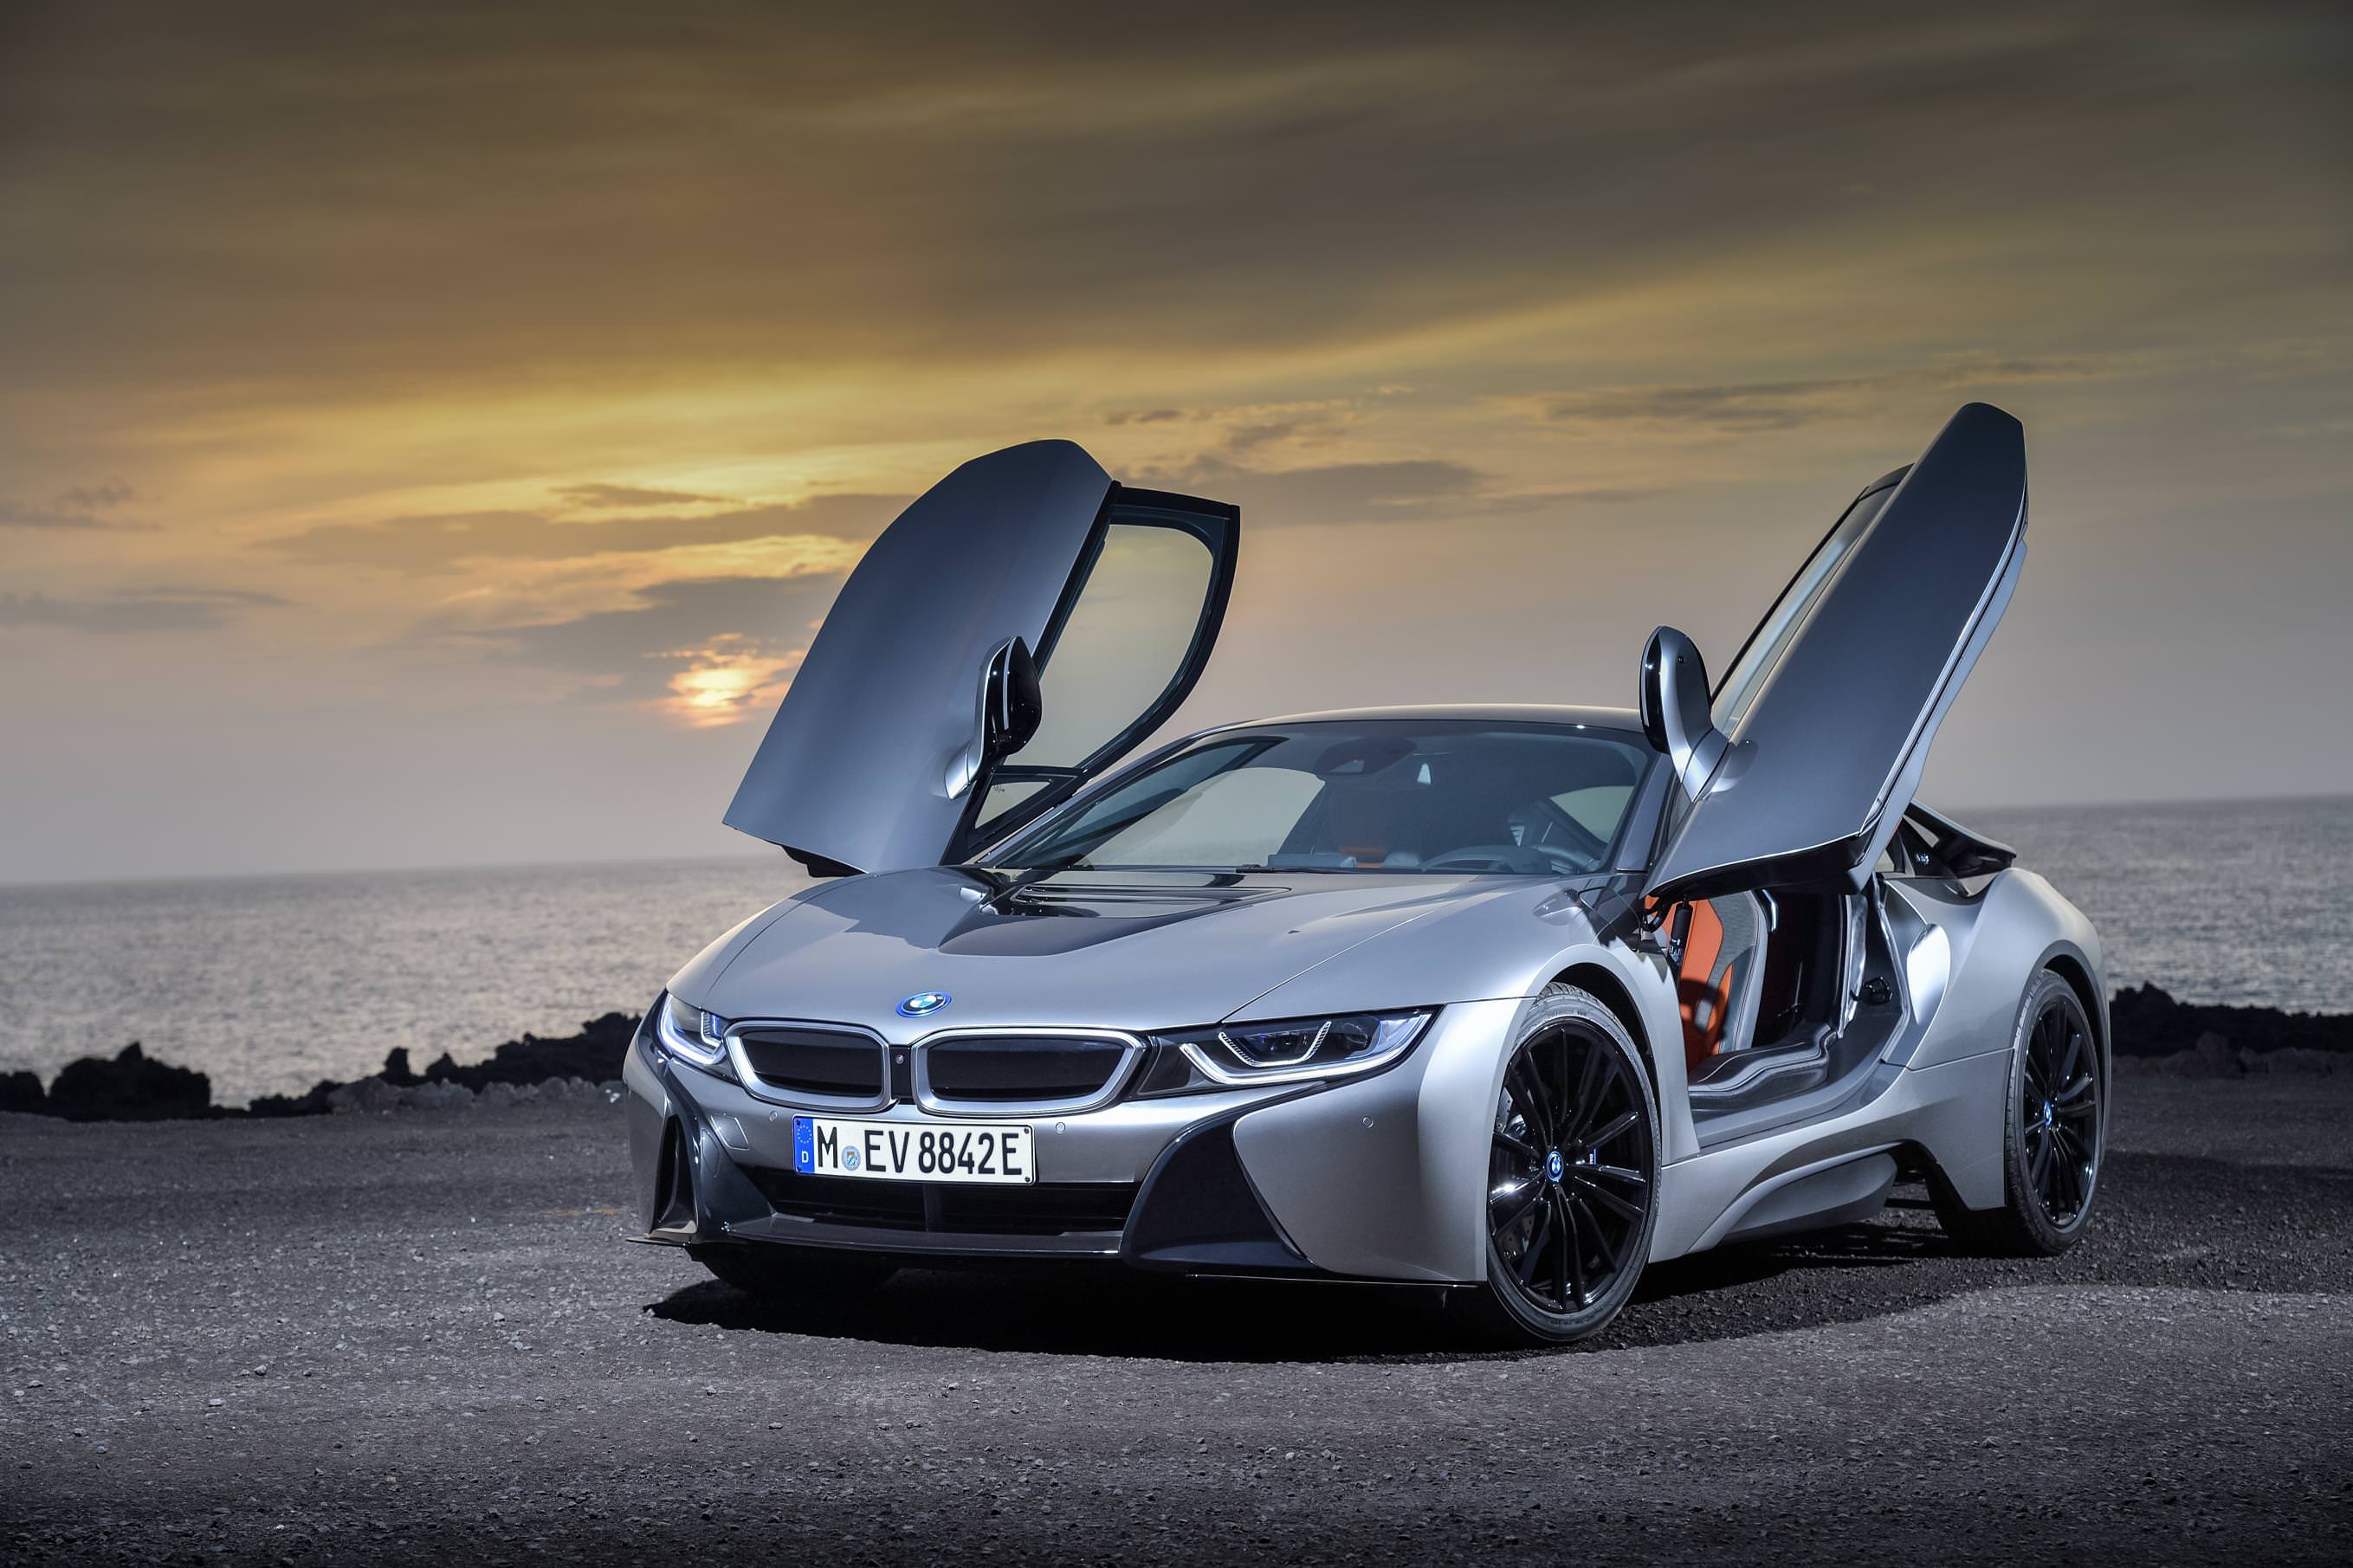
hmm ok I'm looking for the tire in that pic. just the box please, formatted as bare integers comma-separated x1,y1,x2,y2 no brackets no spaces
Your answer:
695,1244,896,1300
1931,969,2104,1256
1452,984,1662,1346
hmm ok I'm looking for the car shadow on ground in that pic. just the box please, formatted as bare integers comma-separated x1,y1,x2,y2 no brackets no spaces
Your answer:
643,1154,2351,1362
643,1201,1993,1363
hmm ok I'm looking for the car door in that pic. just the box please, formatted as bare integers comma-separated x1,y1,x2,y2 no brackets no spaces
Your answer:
723,441,1238,875
1644,402,2028,905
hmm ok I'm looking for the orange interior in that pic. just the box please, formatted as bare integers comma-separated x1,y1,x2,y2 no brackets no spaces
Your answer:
1674,900,1731,1074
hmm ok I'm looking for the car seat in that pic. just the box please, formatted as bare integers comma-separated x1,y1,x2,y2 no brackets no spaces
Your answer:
1677,894,1764,1074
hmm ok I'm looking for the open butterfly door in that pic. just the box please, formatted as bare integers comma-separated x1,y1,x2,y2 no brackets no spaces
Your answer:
1643,403,2029,905
723,441,1238,875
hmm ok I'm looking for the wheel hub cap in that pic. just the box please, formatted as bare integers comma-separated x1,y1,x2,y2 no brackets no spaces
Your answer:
1545,1150,1565,1183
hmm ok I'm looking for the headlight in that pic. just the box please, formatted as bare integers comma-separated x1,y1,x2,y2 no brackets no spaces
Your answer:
653,991,732,1073
1146,1010,1433,1089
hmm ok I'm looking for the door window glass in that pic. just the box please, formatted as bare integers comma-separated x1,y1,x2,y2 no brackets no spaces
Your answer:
1551,784,1635,841
975,778,1051,827
1022,519,1217,769
1710,484,1895,735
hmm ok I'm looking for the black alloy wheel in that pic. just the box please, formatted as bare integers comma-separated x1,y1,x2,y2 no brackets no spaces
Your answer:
2022,984,2101,1225
1463,985,1660,1345
1930,969,2104,1256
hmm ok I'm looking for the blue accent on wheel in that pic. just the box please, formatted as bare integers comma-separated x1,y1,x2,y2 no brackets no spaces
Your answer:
1488,1021,1654,1319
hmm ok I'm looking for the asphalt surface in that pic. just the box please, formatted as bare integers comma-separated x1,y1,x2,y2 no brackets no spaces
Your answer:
3,1075,2349,1565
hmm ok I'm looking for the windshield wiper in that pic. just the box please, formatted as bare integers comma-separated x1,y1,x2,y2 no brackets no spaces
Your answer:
1212,863,1350,874
983,854,1090,908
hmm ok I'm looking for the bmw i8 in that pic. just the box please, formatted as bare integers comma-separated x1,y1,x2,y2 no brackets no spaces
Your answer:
624,401,2106,1344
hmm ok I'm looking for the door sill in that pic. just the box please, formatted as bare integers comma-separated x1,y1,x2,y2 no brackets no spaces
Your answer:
1688,1035,1829,1105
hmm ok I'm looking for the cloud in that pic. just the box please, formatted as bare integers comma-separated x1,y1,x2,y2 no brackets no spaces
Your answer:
1139,454,1665,527
553,482,721,508
0,587,291,632
1222,419,1323,457
263,493,907,573
0,481,152,530
16,2,2342,408
1102,402,1360,455
60,481,136,510
1530,358,2121,436
460,572,848,725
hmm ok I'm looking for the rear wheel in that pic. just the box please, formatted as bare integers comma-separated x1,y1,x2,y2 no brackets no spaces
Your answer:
1456,985,1660,1346
1932,970,2104,1255
695,1244,896,1300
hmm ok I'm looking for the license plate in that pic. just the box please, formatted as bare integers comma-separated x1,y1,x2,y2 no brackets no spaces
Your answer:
792,1115,1035,1184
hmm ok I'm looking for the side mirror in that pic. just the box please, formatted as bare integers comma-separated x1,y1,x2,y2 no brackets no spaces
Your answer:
984,635,1043,758
947,636,1044,802
1639,626,1729,800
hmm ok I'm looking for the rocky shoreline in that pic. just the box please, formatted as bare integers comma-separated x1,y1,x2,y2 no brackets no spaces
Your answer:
3,984,2347,1123
0,1011,640,1122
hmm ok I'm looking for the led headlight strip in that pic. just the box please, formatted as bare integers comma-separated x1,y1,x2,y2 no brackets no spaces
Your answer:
652,991,732,1072
1160,1010,1433,1087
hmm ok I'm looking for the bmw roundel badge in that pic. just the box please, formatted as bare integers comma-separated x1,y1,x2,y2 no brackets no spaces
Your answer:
897,990,951,1017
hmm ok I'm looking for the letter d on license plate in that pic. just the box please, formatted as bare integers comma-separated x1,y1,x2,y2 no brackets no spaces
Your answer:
792,1115,1035,1184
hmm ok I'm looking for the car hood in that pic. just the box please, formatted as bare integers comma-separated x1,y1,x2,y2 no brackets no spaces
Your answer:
682,866,1538,1036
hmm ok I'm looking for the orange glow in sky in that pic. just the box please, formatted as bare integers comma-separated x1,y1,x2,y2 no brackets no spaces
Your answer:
2,4,2347,880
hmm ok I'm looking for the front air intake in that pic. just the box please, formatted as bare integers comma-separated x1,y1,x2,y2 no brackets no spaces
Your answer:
734,1028,888,1100
745,1168,1137,1236
920,1035,1131,1105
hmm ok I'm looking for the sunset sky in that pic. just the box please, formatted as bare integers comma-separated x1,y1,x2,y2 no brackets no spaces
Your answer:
3,1,2348,882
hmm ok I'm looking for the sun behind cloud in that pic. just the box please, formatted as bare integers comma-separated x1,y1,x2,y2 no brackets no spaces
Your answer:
659,636,805,727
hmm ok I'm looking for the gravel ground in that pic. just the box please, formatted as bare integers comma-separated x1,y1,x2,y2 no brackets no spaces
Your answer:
3,1075,2349,1565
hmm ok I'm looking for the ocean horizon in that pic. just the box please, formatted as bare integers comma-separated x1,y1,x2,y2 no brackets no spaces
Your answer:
4,794,2348,1105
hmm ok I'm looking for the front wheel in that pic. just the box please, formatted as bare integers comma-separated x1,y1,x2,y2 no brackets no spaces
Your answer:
1454,984,1661,1346
1932,969,2104,1255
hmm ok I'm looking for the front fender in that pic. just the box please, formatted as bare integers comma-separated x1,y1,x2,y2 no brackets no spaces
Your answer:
1236,877,1693,1170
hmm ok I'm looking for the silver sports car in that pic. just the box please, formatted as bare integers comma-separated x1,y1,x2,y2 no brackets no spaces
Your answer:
625,400,2107,1344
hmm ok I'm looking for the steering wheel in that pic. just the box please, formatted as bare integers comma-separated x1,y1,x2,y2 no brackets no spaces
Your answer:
1422,842,1586,874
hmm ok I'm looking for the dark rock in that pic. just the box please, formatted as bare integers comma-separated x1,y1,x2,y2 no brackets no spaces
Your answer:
243,1081,339,1118
2193,1030,2243,1078
44,1042,215,1121
326,1076,404,1114
2109,983,2353,1059
414,1012,640,1091
0,1070,45,1114
242,1016,639,1117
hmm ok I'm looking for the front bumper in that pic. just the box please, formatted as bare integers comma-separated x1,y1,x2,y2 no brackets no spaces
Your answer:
624,999,1523,1283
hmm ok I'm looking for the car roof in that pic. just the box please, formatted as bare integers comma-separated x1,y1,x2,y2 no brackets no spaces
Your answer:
1201,702,1651,735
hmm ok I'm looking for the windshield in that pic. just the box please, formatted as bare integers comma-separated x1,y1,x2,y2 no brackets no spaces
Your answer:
987,720,1653,875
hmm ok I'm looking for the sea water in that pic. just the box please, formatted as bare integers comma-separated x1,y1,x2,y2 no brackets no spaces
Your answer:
3,797,2346,1105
